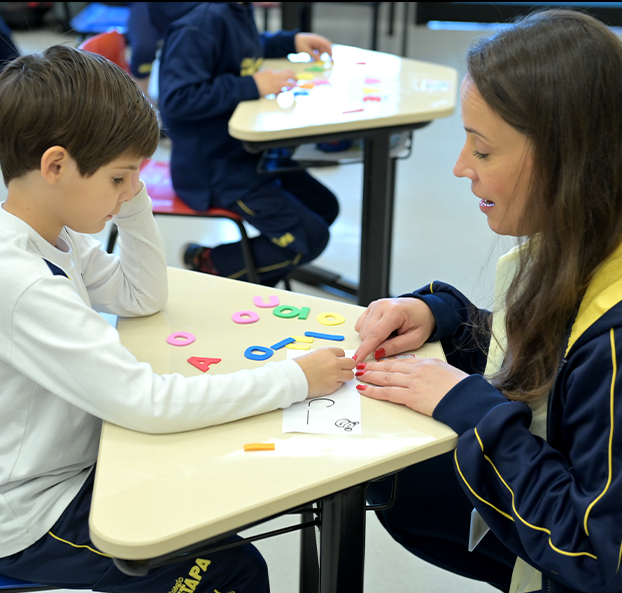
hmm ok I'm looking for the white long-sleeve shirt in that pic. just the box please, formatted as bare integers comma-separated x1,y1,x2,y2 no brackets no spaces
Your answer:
0,187,308,557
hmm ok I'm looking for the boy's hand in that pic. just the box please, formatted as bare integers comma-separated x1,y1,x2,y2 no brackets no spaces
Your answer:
294,348,356,398
295,33,333,60
253,69,296,96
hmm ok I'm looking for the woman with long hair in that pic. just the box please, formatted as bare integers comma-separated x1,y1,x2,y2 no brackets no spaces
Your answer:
354,10,622,593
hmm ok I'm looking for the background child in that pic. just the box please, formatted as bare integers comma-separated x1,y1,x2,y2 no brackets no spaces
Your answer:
0,44,354,593
149,2,340,286
0,15,18,69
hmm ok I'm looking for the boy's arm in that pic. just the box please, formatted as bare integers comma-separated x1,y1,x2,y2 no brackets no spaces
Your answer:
293,33,333,60
261,30,297,58
76,182,168,317
261,31,332,60
158,26,260,121
8,275,310,433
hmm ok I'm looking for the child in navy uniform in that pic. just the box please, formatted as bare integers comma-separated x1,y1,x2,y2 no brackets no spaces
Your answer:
0,45,355,592
0,15,18,70
150,2,340,286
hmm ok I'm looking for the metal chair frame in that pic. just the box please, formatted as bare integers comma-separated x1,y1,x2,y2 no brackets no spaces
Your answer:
105,160,260,284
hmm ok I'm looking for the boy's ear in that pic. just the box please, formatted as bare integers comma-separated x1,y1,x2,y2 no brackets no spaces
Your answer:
40,146,71,185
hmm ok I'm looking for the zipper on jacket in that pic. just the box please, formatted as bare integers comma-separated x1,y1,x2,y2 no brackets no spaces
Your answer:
546,358,567,441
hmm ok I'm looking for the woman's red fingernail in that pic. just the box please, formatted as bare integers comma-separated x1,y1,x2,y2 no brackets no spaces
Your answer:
356,384,367,391
374,348,385,360
355,371,365,377
352,354,358,361
356,363,366,370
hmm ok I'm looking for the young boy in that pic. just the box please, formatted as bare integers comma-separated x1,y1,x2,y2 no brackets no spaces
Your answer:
0,45,355,593
149,2,340,286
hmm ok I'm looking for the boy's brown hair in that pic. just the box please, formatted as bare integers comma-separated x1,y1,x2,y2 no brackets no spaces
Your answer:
0,44,159,186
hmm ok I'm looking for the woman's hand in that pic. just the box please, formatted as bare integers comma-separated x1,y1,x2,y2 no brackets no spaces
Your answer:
294,33,332,60
355,357,468,416
354,298,436,362
294,347,356,397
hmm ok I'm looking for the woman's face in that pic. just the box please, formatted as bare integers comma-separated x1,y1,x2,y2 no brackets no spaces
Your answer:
453,76,534,237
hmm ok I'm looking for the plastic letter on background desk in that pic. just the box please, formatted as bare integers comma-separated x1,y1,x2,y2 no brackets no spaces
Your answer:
271,337,296,350
166,332,196,346
317,312,345,326
273,305,300,319
286,343,311,350
286,334,313,350
305,331,345,341
232,310,260,324
244,345,273,361
187,357,221,372
244,443,276,451
253,295,279,308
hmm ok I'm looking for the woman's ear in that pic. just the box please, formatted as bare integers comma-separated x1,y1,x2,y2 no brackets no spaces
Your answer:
40,146,70,185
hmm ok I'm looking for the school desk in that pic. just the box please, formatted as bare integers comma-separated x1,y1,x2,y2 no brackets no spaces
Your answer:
228,44,458,306
89,267,457,593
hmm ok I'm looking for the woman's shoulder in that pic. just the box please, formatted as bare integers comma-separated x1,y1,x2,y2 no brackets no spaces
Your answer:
566,289,622,358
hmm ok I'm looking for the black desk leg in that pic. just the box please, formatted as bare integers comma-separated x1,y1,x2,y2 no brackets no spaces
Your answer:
360,134,396,306
300,511,320,593
319,484,367,593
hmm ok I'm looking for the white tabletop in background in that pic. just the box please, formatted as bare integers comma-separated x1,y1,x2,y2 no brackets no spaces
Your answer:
229,44,458,142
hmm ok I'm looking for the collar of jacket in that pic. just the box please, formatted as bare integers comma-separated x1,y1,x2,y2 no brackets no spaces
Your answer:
566,240,622,356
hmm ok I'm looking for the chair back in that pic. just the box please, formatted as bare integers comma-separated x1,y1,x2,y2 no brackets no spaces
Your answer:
139,160,198,215
139,160,243,220
78,31,130,73
70,2,130,36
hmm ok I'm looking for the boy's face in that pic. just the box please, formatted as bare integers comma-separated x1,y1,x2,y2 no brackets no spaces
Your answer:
61,155,143,235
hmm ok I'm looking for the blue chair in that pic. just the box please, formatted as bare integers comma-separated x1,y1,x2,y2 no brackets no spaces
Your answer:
0,574,53,591
70,2,129,36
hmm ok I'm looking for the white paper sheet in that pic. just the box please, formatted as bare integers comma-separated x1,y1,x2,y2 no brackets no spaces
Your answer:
282,343,443,435
283,350,362,435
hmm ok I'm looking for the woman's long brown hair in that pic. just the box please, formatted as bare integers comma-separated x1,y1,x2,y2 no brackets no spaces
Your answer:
467,10,622,401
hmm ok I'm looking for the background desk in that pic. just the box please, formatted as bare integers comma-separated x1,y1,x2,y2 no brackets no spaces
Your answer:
229,45,457,305
90,268,457,592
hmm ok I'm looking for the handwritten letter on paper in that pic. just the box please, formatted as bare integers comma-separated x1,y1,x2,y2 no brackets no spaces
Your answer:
283,344,444,435
283,350,361,435
283,381,362,435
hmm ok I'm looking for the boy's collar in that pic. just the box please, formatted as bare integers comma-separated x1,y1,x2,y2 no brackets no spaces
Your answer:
0,202,70,253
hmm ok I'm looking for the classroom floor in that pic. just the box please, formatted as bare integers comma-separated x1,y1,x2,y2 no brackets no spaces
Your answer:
0,4,523,592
